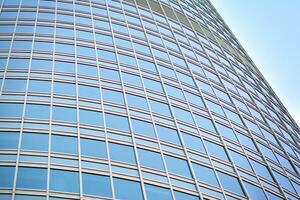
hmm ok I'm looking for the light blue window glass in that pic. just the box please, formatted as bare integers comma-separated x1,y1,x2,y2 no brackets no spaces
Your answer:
28,80,51,93
109,143,136,164
217,172,245,196
55,43,75,54
143,78,164,92
204,141,229,161
0,166,15,188
55,61,75,74
237,133,257,151
95,33,113,44
0,132,19,149
229,150,252,171
224,108,243,124
194,114,216,132
115,37,132,49
3,79,26,92
82,173,112,197
31,59,52,71
51,135,78,155
138,148,164,170
273,171,296,193
114,178,144,200
250,159,273,181
149,100,172,117
126,94,148,110
122,72,142,86
100,68,120,81
53,82,76,96
52,106,77,123
196,80,214,94
172,107,194,124
165,155,192,178
158,65,176,79
174,191,199,200
105,114,129,132
244,182,267,200
145,184,172,200
216,123,237,141
7,58,30,69
56,27,74,37
102,89,124,104
79,109,103,127
137,59,157,72
78,85,100,99
192,163,219,186
0,103,23,118
119,54,136,66
165,85,185,100
77,46,96,58
131,119,155,137
257,143,277,161
182,132,205,153
205,100,225,116
185,92,204,107
156,125,181,145
34,41,53,51
12,40,32,50
133,42,151,54
81,138,106,159
15,195,45,200
94,19,110,29
25,104,50,119
98,50,116,61
275,153,296,173
50,169,79,193
77,64,98,77
21,133,48,151
16,167,47,190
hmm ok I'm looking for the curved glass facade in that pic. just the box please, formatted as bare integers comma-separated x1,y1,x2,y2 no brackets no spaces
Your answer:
0,0,299,199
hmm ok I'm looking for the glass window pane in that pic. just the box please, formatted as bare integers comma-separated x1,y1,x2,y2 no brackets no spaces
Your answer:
79,109,103,127
102,89,124,104
105,114,129,131
81,138,106,159
131,119,155,138
16,167,47,190
0,103,23,118
51,135,78,155
156,125,181,145
145,184,172,200
50,169,79,193
109,143,136,164
52,106,77,123
0,166,15,188
82,173,112,197
25,104,50,119
174,191,199,200
217,171,245,196
126,94,148,110
0,132,19,149
138,148,164,170
204,141,228,161
165,155,191,178
182,132,205,153
21,133,48,151
113,178,144,200
192,163,219,186
244,182,267,200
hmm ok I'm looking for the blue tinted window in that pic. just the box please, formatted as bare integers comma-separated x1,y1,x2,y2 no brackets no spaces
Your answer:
78,85,100,99
194,114,216,132
16,167,47,190
229,150,252,172
102,89,124,104
205,141,228,161
137,59,157,72
138,148,164,170
100,68,120,81
250,160,273,181
132,119,155,137
21,133,48,151
216,123,237,141
165,155,191,178
105,114,129,131
126,94,148,110
273,171,296,193
237,133,257,151
156,125,181,145
53,82,76,96
174,191,199,200
185,92,204,107
122,72,142,86
77,64,98,77
7,58,30,69
3,79,26,92
217,172,245,196
192,163,219,186
149,100,172,117
244,182,267,200
52,106,77,123
109,143,136,164
182,133,206,153
31,59,52,71
143,78,163,92
145,184,172,200
0,103,23,118
0,132,19,149
28,80,51,93
81,138,106,159
82,173,112,197
25,104,50,119
51,135,77,155
119,54,136,66
172,107,194,124
0,166,15,188
50,169,79,193
98,50,116,61
114,178,144,200
79,109,103,127
55,61,75,74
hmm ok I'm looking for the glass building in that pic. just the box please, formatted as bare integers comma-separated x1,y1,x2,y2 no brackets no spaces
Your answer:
0,0,299,199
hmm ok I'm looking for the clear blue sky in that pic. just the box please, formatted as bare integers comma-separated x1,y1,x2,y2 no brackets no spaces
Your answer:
210,0,300,126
